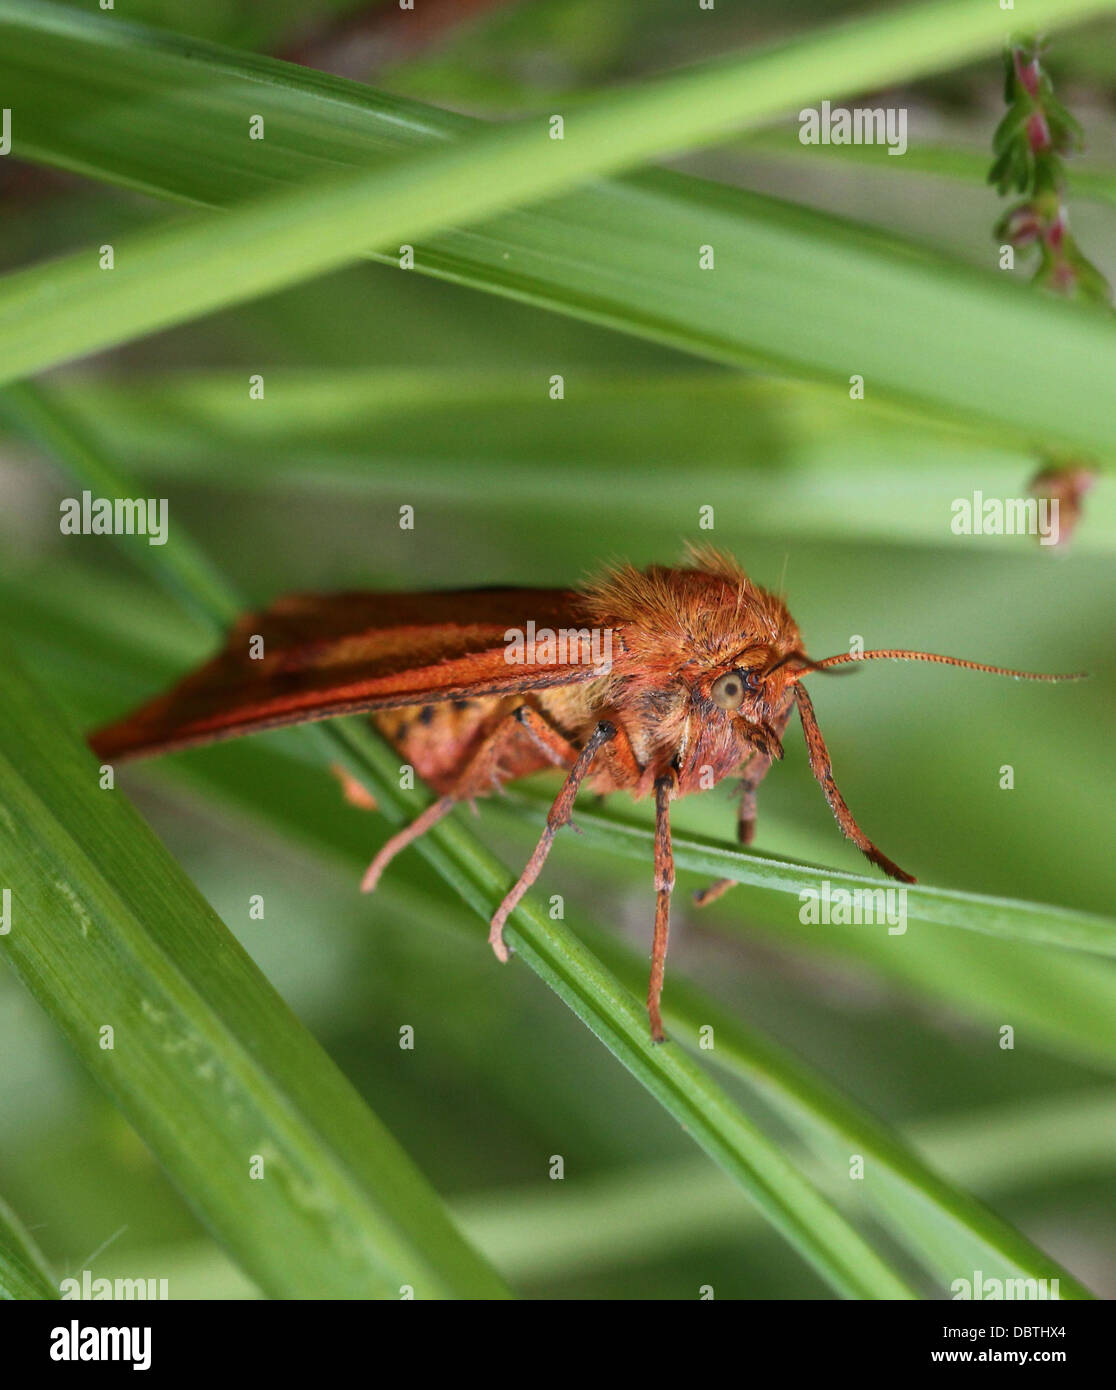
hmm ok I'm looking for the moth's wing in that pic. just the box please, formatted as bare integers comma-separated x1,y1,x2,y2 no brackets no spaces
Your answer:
90,588,600,761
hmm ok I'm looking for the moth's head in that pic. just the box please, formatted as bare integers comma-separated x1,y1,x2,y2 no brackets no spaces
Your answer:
584,547,804,766
691,648,804,761
583,547,1084,806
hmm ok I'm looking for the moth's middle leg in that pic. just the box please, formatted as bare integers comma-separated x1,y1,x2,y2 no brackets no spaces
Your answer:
359,704,577,896
647,776,676,1043
487,719,617,960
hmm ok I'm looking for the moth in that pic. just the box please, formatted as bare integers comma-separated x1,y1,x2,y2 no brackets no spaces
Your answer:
90,549,1082,1041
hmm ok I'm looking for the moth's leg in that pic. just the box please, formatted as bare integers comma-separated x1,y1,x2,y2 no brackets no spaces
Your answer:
510,704,581,771
794,684,915,883
360,705,578,895
457,704,578,798
647,776,676,1043
693,878,735,908
333,704,577,814
488,720,618,961
330,763,379,811
693,750,773,908
596,717,643,792
359,795,458,894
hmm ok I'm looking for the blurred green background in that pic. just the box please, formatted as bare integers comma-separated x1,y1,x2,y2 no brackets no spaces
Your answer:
0,0,1114,1299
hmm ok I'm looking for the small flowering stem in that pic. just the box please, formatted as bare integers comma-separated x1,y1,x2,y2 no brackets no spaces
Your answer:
989,36,1110,306
989,38,1107,547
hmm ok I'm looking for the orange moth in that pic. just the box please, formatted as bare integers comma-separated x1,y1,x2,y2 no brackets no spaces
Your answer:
90,549,1084,1041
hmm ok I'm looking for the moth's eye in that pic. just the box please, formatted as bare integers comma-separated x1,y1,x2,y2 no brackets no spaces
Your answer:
711,670,749,710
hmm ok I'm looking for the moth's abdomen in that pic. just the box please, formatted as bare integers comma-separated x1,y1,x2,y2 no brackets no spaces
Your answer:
372,694,548,793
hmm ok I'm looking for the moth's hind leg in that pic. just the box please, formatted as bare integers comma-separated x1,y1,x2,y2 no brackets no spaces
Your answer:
487,719,621,961
360,794,457,893
359,705,577,902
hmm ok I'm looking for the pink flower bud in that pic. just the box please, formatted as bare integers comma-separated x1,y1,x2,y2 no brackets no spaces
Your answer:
1013,50,1042,98
1026,111,1051,153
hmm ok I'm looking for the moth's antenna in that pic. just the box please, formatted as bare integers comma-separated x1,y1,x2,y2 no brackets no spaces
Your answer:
769,650,856,678
791,651,1088,683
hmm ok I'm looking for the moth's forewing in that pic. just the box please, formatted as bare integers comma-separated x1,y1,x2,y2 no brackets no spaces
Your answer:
90,588,601,761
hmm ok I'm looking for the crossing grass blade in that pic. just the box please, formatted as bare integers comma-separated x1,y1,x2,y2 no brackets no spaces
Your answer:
1,0,1115,454
26,372,1116,551
0,1194,58,1300
494,795,1116,959
0,634,513,1299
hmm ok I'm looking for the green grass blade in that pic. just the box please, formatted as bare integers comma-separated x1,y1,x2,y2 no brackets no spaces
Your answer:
0,651,512,1300
498,795,1116,958
451,1090,1116,1285
592,937,1095,1297
0,1193,58,1299
173,740,1101,1297
2,0,1116,455
319,720,921,1300
8,0,1111,206
27,372,1116,551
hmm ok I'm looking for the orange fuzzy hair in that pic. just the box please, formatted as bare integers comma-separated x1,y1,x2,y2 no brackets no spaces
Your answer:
581,546,799,669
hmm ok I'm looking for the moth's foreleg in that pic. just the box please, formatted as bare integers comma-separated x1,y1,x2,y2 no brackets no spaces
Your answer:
647,777,675,1043
488,719,618,962
794,684,916,884
360,705,576,896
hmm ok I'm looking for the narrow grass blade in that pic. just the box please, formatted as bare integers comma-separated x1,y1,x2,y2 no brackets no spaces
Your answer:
0,652,512,1300
588,934,1096,1298
123,738,1099,1298
323,720,920,1300
27,372,1116,551
451,1091,1116,1285
0,1194,58,1300
499,795,1116,958
1,0,1115,455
